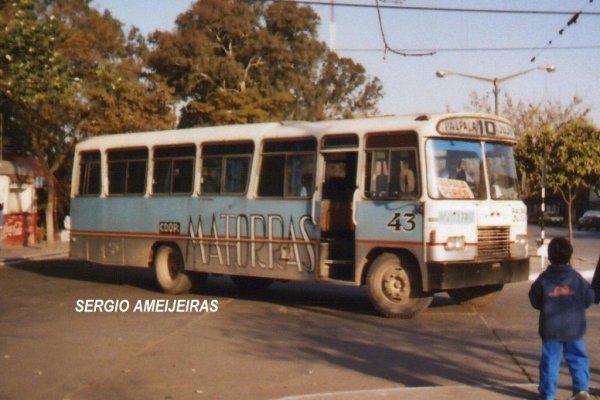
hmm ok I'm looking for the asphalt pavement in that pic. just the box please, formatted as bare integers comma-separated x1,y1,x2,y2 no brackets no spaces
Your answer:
1,231,598,400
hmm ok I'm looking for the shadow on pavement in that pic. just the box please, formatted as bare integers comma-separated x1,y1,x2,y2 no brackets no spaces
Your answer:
8,258,469,318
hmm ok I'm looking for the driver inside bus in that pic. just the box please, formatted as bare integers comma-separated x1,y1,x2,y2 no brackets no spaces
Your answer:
455,159,474,184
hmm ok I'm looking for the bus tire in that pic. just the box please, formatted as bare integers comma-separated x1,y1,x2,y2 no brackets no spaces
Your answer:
448,284,503,307
154,245,192,295
367,253,432,318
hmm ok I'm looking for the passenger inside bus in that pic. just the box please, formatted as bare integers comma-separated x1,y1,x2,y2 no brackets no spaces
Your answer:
300,173,313,197
201,168,220,194
399,159,416,195
373,159,389,197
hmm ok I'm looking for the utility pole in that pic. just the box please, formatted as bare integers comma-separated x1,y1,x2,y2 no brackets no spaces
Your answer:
329,0,335,50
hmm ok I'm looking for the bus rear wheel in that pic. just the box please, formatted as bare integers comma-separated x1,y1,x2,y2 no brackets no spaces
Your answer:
448,284,503,307
367,253,432,318
154,245,192,295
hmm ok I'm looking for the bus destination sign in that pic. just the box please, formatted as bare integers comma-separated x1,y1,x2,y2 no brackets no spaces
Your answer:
437,117,516,140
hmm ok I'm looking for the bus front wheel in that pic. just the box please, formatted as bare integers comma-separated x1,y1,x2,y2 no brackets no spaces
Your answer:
154,245,192,295
367,253,432,318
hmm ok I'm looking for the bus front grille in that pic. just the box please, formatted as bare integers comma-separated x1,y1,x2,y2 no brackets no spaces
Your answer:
477,226,510,261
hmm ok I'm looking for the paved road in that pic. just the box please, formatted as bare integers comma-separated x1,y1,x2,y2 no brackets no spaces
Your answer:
1,257,600,400
0,225,598,400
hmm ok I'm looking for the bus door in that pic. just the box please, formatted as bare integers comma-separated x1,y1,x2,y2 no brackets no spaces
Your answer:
318,134,359,281
354,131,423,278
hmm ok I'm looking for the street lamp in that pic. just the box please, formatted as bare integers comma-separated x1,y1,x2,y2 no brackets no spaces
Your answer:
435,65,556,115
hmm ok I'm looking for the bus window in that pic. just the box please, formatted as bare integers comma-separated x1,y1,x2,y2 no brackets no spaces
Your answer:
153,146,195,195
364,132,419,199
108,148,148,195
365,149,418,199
258,138,316,198
427,139,484,200
201,142,253,195
485,142,519,200
78,151,101,196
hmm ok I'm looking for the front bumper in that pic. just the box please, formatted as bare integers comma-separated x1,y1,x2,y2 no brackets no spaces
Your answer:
426,257,529,291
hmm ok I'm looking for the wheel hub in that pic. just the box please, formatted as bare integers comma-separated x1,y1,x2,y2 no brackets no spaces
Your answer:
382,267,409,301
167,254,180,278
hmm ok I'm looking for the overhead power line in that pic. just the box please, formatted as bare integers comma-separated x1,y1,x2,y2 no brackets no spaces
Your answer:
374,0,435,57
529,0,596,62
336,45,600,53
273,0,600,16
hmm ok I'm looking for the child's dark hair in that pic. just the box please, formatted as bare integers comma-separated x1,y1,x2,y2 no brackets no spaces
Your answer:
548,237,573,264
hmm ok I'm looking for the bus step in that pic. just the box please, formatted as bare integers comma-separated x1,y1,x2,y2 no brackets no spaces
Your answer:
324,259,353,265
324,259,355,281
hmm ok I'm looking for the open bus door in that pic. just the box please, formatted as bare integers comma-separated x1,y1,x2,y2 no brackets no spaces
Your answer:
319,150,358,282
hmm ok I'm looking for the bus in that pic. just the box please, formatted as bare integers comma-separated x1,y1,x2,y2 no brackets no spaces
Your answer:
69,112,529,318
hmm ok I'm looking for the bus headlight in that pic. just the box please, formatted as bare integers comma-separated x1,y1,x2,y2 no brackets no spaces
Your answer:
510,234,529,258
445,236,465,251
516,234,528,249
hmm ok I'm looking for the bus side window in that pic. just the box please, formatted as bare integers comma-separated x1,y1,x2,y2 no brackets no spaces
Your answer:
392,150,417,197
258,138,316,198
365,148,418,199
107,148,148,195
201,142,253,195
78,151,101,196
153,146,195,195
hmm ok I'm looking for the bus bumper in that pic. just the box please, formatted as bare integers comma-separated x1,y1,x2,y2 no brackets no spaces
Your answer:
426,257,529,291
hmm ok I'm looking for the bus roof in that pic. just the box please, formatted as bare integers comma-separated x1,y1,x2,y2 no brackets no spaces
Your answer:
74,112,516,152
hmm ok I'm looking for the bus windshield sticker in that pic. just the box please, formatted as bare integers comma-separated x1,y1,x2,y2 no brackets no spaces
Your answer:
436,178,474,199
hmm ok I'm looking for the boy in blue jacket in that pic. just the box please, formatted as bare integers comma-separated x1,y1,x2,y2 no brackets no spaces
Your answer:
529,237,595,400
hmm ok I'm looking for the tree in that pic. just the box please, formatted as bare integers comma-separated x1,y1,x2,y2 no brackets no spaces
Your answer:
468,91,590,138
518,120,600,242
467,92,599,241
147,0,383,127
0,0,176,243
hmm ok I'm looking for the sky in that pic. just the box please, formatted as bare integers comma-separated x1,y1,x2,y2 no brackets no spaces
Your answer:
91,0,600,125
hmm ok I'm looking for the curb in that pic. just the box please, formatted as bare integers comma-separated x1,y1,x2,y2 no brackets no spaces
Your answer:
0,246,69,267
277,383,539,400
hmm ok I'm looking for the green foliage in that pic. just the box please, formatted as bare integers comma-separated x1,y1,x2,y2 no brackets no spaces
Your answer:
0,0,384,240
468,91,599,240
147,0,383,126
468,92,590,138
517,121,599,195
516,119,600,240
0,0,176,241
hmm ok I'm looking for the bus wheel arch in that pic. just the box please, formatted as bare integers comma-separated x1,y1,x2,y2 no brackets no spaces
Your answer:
152,243,193,295
364,250,432,318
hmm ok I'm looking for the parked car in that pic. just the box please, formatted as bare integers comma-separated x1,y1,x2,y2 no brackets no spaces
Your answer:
578,210,600,231
542,212,564,226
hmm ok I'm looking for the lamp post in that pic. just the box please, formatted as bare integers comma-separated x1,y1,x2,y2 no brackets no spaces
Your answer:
531,133,549,269
435,64,556,115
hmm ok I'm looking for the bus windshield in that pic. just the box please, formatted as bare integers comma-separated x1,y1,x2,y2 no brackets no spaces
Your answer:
427,139,519,200
428,139,484,199
485,142,519,200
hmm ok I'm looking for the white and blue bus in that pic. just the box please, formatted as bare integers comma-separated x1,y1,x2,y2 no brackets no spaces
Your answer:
69,112,529,318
